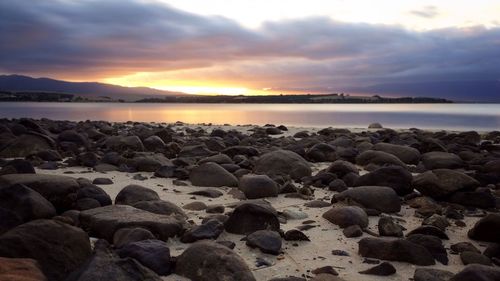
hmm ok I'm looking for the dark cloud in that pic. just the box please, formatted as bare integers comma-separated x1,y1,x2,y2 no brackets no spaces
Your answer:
1,0,499,100
410,6,440,18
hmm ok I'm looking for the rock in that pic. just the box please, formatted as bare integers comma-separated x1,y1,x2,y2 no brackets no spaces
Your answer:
0,184,56,223
407,234,448,265
189,189,224,198
359,262,396,276
79,205,186,242
451,242,481,254
113,227,156,248
468,214,500,243
104,136,144,152
305,143,337,162
143,135,166,151
354,166,413,196
378,217,403,237
282,209,308,220
77,152,99,167
206,204,224,213
117,239,172,276
132,200,186,217
153,165,176,178
0,219,91,281
422,152,463,170
189,162,238,187
0,133,54,158
175,241,256,281
66,240,161,281
0,173,80,212
450,264,500,281
423,214,450,231
222,146,260,158
356,150,406,168
1,159,35,174
225,201,280,234
238,174,279,199
372,143,421,165
0,207,23,234
179,144,216,158
284,229,310,241
304,200,331,208
199,154,233,165
254,150,311,180
407,225,449,240
76,184,112,207
322,206,368,228
182,201,207,211
326,160,359,178
310,273,345,281
460,251,492,266
312,265,338,275
334,186,401,213
449,191,496,209
58,130,88,147
414,268,454,281
115,184,160,206
0,257,47,281
181,219,224,243
413,169,480,199
343,225,363,237
92,178,113,185
328,179,347,192
368,123,383,129
246,230,282,255
358,238,435,265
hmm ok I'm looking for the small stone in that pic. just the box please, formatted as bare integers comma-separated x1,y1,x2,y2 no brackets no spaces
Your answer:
359,262,396,276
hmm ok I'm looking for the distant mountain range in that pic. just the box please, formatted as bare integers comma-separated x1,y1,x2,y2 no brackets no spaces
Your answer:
0,74,186,101
349,80,500,102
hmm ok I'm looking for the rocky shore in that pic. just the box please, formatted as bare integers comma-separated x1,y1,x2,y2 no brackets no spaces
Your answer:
0,118,499,281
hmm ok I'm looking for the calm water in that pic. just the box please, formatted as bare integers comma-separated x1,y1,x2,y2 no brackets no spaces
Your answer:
0,102,499,131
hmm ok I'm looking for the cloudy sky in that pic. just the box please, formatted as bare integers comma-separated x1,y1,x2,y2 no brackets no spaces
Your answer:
1,0,499,99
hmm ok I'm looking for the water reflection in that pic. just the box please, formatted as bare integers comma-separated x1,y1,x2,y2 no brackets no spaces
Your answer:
0,102,499,131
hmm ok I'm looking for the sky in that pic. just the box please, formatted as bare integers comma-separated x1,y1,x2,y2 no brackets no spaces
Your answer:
1,0,500,99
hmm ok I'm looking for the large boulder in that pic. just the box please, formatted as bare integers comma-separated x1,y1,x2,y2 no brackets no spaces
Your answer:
238,174,279,199
104,136,144,152
132,200,186,218
189,162,238,187
305,143,337,162
413,169,480,199
354,166,413,196
468,214,500,243
373,143,421,165
334,186,401,213
450,264,500,281
116,239,172,276
356,150,406,168
66,240,161,281
225,201,280,234
322,206,368,228
175,241,256,281
115,185,160,206
0,133,55,158
422,152,464,170
407,234,448,265
254,150,311,180
358,238,435,266
0,219,92,281
246,230,282,255
79,205,186,242
326,160,359,177
0,184,56,223
0,174,80,212
0,257,47,281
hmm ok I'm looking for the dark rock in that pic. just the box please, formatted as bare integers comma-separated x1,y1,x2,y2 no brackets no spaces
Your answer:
222,146,260,158
199,154,233,165
0,257,47,280
460,251,492,266
450,264,500,281
378,216,403,237
354,166,413,196
104,136,144,152
304,200,331,208
372,143,420,165
153,165,176,178
206,204,224,213
0,207,23,234
92,178,113,185
181,219,224,243
328,179,347,192
76,184,112,207
334,186,401,213
238,174,279,199
413,169,480,199
246,230,282,255
179,144,216,158
254,150,311,180
0,133,55,158
407,234,448,265
407,225,449,240
322,206,368,228
175,241,256,281
113,227,156,248
449,191,496,209
225,201,280,235
132,200,186,217
326,160,359,178
343,225,363,237
368,123,383,129
451,242,481,254
422,214,450,231
0,219,91,281
0,184,56,223
1,159,35,174
66,240,161,281
358,238,435,265
305,143,337,162
115,184,160,206
359,262,396,276
189,189,223,198
356,150,406,168
413,268,454,281
189,162,238,187
79,205,186,242
422,152,463,170
143,135,166,151
182,201,207,210
468,214,500,243
284,229,310,241
77,152,99,167
117,239,172,276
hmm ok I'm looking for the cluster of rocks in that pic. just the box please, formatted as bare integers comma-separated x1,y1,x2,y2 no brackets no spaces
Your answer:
0,118,499,281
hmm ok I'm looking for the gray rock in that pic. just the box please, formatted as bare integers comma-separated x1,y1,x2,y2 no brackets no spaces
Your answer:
407,234,448,265
104,136,144,152
190,162,238,187
359,262,396,276
358,238,435,266
115,184,160,206
0,133,55,158
92,178,113,185
335,186,401,213
413,169,479,199
246,230,282,255
372,142,420,165
0,184,56,223
181,219,224,243
343,225,363,238
225,201,280,235
238,174,279,199
326,160,359,177
189,189,224,198
422,152,463,170
305,143,338,162
117,239,172,276
132,200,186,217
460,251,492,266
322,206,368,228
254,150,311,180
113,227,156,248
378,217,403,237
356,150,406,168
450,264,500,281
414,268,454,281
175,241,256,281
354,166,413,196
